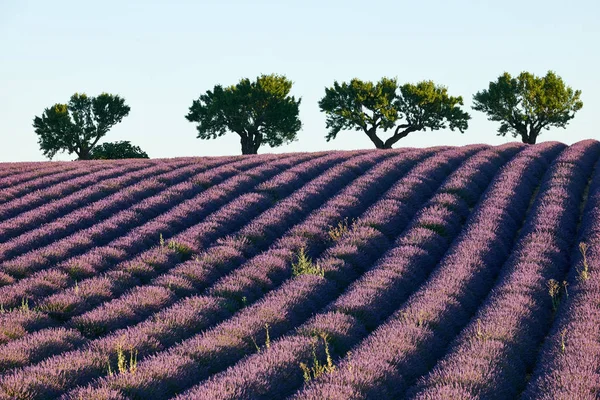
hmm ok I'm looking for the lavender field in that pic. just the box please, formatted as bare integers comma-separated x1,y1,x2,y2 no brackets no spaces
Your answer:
0,141,599,400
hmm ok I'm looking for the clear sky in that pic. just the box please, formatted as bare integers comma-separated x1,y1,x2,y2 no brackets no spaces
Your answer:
1,0,598,161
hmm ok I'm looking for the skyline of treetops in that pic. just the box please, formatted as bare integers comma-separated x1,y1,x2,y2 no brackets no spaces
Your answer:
29,71,583,160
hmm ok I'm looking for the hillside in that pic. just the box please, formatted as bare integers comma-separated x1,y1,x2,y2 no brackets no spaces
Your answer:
0,142,599,400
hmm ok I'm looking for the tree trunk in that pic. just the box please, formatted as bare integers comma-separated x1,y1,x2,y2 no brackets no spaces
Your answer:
76,149,91,160
527,130,539,144
364,127,385,149
240,138,257,154
521,131,538,144
238,130,262,155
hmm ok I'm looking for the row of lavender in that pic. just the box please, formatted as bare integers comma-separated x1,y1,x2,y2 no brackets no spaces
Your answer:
0,148,440,398
0,152,310,307
0,151,336,342
0,154,279,277
0,149,379,353
0,159,198,260
0,149,408,396
0,162,112,203
291,141,565,399
0,153,314,341
0,159,189,244
407,139,600,399
522,143,600,399
1,143,598,399
172,143,524,399
60,145,492,399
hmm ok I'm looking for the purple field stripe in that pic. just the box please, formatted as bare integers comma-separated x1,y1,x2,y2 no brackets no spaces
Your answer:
0,152,331,323
42,149,426,396
0,162,83,191
169,146,494,400
66,148,476,399
0,154,284,283
135,150,404,296
0,160,173,243
323,149,517,328
65,150,412,336
0,158,233,263
0,163,105,203
0,310,56,347
173,146,520,400
0,159,156,221
0,159,210,255
0,328,86,373
0,153,306,309
0,151,381,379
203,147,485,307
0,162,115,204
60,148,365,336
0,151,384,366
0,153,340,332
0,163,57,182
0,152,404,396
65,195,278,338
405,140,600,400
0,156,276,304
521,150,600,398
293,142,564,399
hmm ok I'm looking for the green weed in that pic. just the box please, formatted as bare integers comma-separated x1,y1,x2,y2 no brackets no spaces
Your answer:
292,247,324,277
249,323,271,353
328,218,352,242
167,240,193,258
300,334,335,382
578,242,591,281
107,345,138,376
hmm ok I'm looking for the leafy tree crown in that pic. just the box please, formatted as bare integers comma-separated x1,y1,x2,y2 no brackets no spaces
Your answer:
33,93,130,160
472,71,583,143
185,74,301,154
319,77,469,148
318,77,400,141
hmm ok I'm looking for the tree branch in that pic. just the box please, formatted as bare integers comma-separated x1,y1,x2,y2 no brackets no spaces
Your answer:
364,127,385,149
384,125,420,148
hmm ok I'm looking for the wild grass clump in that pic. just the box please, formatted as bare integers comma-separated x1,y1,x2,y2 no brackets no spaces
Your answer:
560,328,567,353
578,242,591,281
107,345,138,376
300,334,335,382
328,218,352,242
249,323,271,353
547,279,568,311
292,247,324,277
159,233,193,259
419,222,447,237
167,240,193,258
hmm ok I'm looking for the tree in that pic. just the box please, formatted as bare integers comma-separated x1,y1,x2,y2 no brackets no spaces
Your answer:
319,78,470,149
89,141,149,159
186,74,302,155
33,93,131,160
472,71,583,144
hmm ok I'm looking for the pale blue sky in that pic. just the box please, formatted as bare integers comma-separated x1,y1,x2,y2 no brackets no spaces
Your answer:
1,0,598,161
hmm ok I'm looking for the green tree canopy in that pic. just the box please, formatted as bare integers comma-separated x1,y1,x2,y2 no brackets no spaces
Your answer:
186,74,302,155
89,141,149,159
472,71,583,144
33,93,131,160
318,78,470,149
